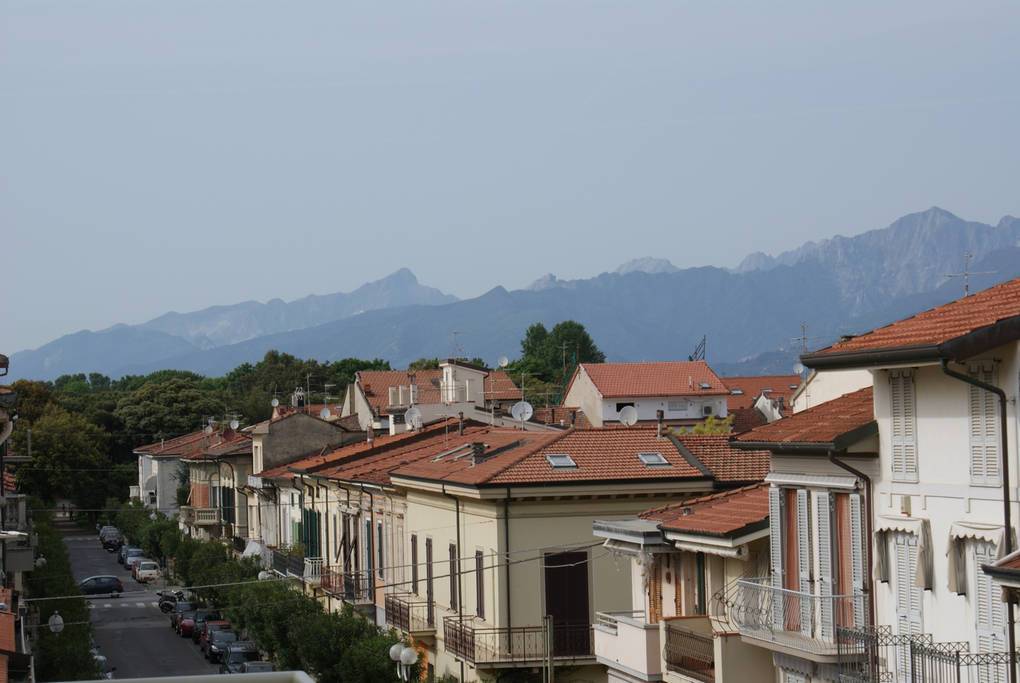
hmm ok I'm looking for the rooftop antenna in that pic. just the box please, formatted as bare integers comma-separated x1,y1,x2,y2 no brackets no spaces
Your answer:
451,330,464,358
688,335,706,362
510,400,534,430
793,322,809,353
405,406,423,431
619,405,638,427
945,251,996,297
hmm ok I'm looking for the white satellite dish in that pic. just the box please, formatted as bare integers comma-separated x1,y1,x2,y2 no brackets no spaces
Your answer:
511,401,534,423
319,407,331,420
405,406,423,429
271,398,279,407
497,356,509,368
229,419,240,430
793,362,805,375
619,405,638,427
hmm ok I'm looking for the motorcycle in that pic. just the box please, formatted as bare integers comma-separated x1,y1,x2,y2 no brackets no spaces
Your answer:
156,590,185,613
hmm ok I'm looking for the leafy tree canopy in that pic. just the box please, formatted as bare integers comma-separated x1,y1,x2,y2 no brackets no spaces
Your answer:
505,320,606,396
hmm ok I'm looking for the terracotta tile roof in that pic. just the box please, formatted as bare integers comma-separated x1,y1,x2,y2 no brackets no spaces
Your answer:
807,276,1020,361
641,483,769,537
573,361,728,399
675,434,769,482
733,387,875,448
182,430,252,461
134,430,213,458
358,369,522,415
722,375,801,411
530,406,591,429
729,407,767,435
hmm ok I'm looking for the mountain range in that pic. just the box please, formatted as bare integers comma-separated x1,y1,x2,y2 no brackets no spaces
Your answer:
10,207,1020,381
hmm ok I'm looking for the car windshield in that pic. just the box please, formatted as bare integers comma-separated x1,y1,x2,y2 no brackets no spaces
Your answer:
196,611,221,622
140,562,158,570
127,549,143,557
245,663,273,672
181,611,197,620
226,649,258,664
176,602,194,611
213,631,238,644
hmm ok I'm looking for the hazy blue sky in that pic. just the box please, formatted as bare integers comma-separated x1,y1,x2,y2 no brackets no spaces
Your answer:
3,1,1019,352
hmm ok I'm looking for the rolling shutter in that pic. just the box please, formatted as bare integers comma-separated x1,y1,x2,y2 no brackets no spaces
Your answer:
889,370,918,482
969,362,1000,486
816,491,834,639
850,493,865,626
769,486,785,626
796,489,812,636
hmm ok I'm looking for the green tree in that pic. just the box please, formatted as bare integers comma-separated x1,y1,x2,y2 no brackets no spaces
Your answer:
9,379,56,425
115,377,226,443
674,414,734,435
506,320,605,392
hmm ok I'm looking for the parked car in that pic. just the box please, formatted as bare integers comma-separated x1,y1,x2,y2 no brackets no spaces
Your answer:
240,662,275,674
205,629,239,662
101,529,123,552
169,602,195,630
98,525,118,541
134,560,161,583
176,611,199,637
79,576,124,596
123,549,146,572
189,610,223,643
219,642,262,673
197,620,231,648
117,545,139,565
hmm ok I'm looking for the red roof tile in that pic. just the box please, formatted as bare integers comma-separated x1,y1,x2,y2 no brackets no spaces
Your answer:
358,369,522,415
182,430,252,461
675,434,769,483
641,483,769,537
134,430,214,458
572,361,728,399
808,276,1020,360
733,387,875,447
722,375,802,411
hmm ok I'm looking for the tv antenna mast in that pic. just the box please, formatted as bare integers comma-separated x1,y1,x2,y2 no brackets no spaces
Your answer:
451,330,464,358
945,252,996,297
688,336,706,362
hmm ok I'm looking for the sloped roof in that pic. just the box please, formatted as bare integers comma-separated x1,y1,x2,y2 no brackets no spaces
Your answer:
722,375,801,411
134,430,212,458
804,276,1020,368
183,430,252,461
732,387,875,450
572,361,728,399
676,434,769,482
358,369,522,415
641,483,769,537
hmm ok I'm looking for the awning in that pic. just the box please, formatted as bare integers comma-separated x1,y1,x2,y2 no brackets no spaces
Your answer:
874,515,932,590
765,472,858,490
947,522,1007,595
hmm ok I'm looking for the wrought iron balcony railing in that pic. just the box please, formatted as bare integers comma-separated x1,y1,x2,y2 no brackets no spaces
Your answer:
664,621,715,683
320,568,374,604
443,616,593,666
729,577,868,657
385,593,435,634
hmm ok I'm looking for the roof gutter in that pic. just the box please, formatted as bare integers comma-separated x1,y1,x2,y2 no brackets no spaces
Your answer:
940,359,1016,683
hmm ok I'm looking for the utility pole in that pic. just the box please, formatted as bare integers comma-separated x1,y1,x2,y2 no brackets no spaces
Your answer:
946,251,996,297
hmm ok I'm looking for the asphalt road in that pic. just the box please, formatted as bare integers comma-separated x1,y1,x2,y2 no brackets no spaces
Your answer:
64,532,221,678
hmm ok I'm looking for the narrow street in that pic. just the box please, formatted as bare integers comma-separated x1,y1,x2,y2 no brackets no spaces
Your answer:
61,524,219,678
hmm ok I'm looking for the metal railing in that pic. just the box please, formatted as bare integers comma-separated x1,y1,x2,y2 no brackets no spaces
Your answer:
443,616,593,665
664,621,715,683
385,593,435,633
270,549,303,577
320,568,374,603
303,557,323,585
730,577,868,655
909,640,1016,683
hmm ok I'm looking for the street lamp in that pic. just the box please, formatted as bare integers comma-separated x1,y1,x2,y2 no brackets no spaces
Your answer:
48,611,64,634
389,643,418,682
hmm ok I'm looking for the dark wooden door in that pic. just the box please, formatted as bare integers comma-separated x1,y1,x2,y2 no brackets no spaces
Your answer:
544,551,591,656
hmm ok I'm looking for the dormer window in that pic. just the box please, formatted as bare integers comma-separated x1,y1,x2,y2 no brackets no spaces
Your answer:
546,453,577,469
699,382,712,390
730,389,744,395
637,452,670,467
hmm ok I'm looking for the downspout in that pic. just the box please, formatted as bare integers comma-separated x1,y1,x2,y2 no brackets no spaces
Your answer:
827,451,875,626
941,359,1016,683
504,487,513,647
444,485,465,683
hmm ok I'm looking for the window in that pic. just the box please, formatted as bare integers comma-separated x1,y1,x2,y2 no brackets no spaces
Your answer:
449,544,459,610
365,520,373,575
699,382,712,390
969,362,1000,486
377,521,385,578
638,451,670,467
475,551,485,618
546,453,577,469
425,538,435,626
974,542,1007,654
615,402,635,413
411,535,419,594
667,400,687,412
694,553,706,615
889,370,918,482
703,405,714,416
728,389,744,396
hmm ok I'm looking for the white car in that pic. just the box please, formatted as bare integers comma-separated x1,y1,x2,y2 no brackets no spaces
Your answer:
134,560,161,583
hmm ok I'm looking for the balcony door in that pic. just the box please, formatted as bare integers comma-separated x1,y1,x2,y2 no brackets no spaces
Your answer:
544,551,591,657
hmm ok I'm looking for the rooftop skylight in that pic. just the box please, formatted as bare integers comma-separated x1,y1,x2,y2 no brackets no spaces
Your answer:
546,453,577,469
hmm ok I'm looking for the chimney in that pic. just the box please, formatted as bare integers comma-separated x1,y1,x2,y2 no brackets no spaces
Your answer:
656,410,664,439
570,410,577,428
458,412,464,436
471,442,486,464
367,425,374,445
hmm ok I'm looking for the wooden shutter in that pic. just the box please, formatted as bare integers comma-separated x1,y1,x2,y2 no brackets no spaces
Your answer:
674,555,683,616
816,491,834,639
849,493,865,626
969,362,1000,486
768,487,785,626
449,544,459,610
889,370,918,482
649,558,663,624
894,533,923,677
796,489,812,636
975,542,1006,654
410,535,419,594
475,551,485,619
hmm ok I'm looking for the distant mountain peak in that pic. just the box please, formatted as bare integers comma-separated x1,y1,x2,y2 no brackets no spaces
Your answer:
615,257,678,275
383,267,418,284
527,273,562,291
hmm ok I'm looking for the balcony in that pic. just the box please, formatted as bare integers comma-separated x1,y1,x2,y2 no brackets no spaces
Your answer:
593,610,662,679
730,577,868,662
321,568,374,604
664,618,715,683
444,616,593,667
177,507,221,526
303,557,323,586
385,593,435,636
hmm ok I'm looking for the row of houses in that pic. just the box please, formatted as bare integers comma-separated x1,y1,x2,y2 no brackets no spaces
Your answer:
134,274,1020,683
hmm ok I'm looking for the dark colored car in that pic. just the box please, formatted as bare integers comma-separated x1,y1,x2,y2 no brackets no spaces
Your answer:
182,609,219,639
205,629,239,662
118,545,140,565
79,576,124,596
218,642,262,674
169,602,195,630
192,614,226,644
241,662,275,673
101,532,124,552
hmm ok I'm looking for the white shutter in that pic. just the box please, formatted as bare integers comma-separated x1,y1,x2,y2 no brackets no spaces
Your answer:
889,371,918,482
850,493,865,626
894,533,922,682
769,486,785,626
815,492,834,639
969,363,1000,487
796,489,812,636
974,542,1006,657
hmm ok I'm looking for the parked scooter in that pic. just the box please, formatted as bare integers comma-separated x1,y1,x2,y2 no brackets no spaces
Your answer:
157,589,185,613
